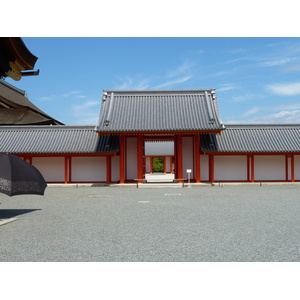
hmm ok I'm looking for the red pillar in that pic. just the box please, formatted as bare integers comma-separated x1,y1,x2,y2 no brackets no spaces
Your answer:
285,155,289,181
291,154,295,182
64,156,70,184
177,135,183,182
106,155,112,184
209,154,214,183
119,135,125,183
137,135,144,182
194,134,201,183
251,155,255,183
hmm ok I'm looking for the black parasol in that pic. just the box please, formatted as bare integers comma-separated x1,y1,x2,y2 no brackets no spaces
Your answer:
0,153,47,196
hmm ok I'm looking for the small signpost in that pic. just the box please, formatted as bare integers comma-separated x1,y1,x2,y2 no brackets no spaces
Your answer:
186,169,192,188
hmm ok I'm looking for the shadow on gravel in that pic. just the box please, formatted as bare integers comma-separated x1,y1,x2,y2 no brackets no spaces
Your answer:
0,209,41,219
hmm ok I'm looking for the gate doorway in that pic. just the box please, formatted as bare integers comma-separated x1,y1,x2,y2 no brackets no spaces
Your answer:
144,140,175,181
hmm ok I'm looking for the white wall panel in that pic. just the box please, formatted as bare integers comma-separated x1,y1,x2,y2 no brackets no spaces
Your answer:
214,155,247,181
111,156,120,182
200,155,209,181
294,155,300,180
254,155,285,181
72,157,106,181
32,157,64,182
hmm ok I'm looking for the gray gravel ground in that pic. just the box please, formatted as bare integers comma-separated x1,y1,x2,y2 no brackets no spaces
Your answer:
1,184,300,262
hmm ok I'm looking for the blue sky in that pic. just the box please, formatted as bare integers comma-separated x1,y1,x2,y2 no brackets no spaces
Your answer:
5,37,300,126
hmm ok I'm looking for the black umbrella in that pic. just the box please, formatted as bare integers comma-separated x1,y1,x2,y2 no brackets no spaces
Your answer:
0,153,47,196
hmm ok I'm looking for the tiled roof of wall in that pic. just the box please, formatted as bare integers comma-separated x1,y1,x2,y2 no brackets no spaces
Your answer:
201,124,300,153
0,125,119,154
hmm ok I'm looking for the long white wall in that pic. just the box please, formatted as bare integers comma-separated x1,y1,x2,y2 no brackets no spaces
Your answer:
200,155,209,181
294,155,300,180
72,157,106,181
32,157,64,182
254,155,285,181
111,156,120,182
214,155,247,181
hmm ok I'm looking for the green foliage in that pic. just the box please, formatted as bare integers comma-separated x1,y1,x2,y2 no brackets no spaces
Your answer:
152,157,164,172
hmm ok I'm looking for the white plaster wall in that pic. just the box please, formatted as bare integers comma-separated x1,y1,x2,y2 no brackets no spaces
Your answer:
214,155,247,181
111,156,120,182
182,136,194,178
72,157,106,181
254,155,285,181
126,137,137,180
294,155,300,180
200,155,209,181
32,157,64,182
145,141,174,155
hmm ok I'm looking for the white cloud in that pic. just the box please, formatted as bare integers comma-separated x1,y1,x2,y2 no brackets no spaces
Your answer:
155,76,192,89
242,107,260,117
71,100,100,125
115,76,150,90
260,57,296,67
217,83,239,92
266,82,300,96
166,61,195,78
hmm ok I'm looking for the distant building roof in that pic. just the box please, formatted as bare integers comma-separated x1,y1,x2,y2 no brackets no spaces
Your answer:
201,124,300,153
0,80,63,125
96,89,225,134
0,125,119,154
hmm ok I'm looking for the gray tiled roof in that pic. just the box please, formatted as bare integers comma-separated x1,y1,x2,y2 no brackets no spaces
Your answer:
96,90,224,133
0,125,119,154
201,124,300,153
0,80,63,125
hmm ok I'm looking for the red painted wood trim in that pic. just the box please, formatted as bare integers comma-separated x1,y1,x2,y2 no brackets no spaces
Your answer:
251,155,255,182
64,156,69,184
119,135,125,183
176,135,183,182
137,135,144,183
285,155,289,181
291,154,295,182
194,134,201,183
209,154,214,183
106,156,112,184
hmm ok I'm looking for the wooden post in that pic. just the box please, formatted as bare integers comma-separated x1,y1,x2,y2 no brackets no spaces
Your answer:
137,135,144,183
209,154,214,183
64,156,70,184
106,155,112,184
177,135,183,182
119,135,125,183
251,155,255,183
194,134,201,183
291,154,295,182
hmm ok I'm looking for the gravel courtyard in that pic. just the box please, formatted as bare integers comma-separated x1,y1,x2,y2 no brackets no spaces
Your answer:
0,184,300,262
